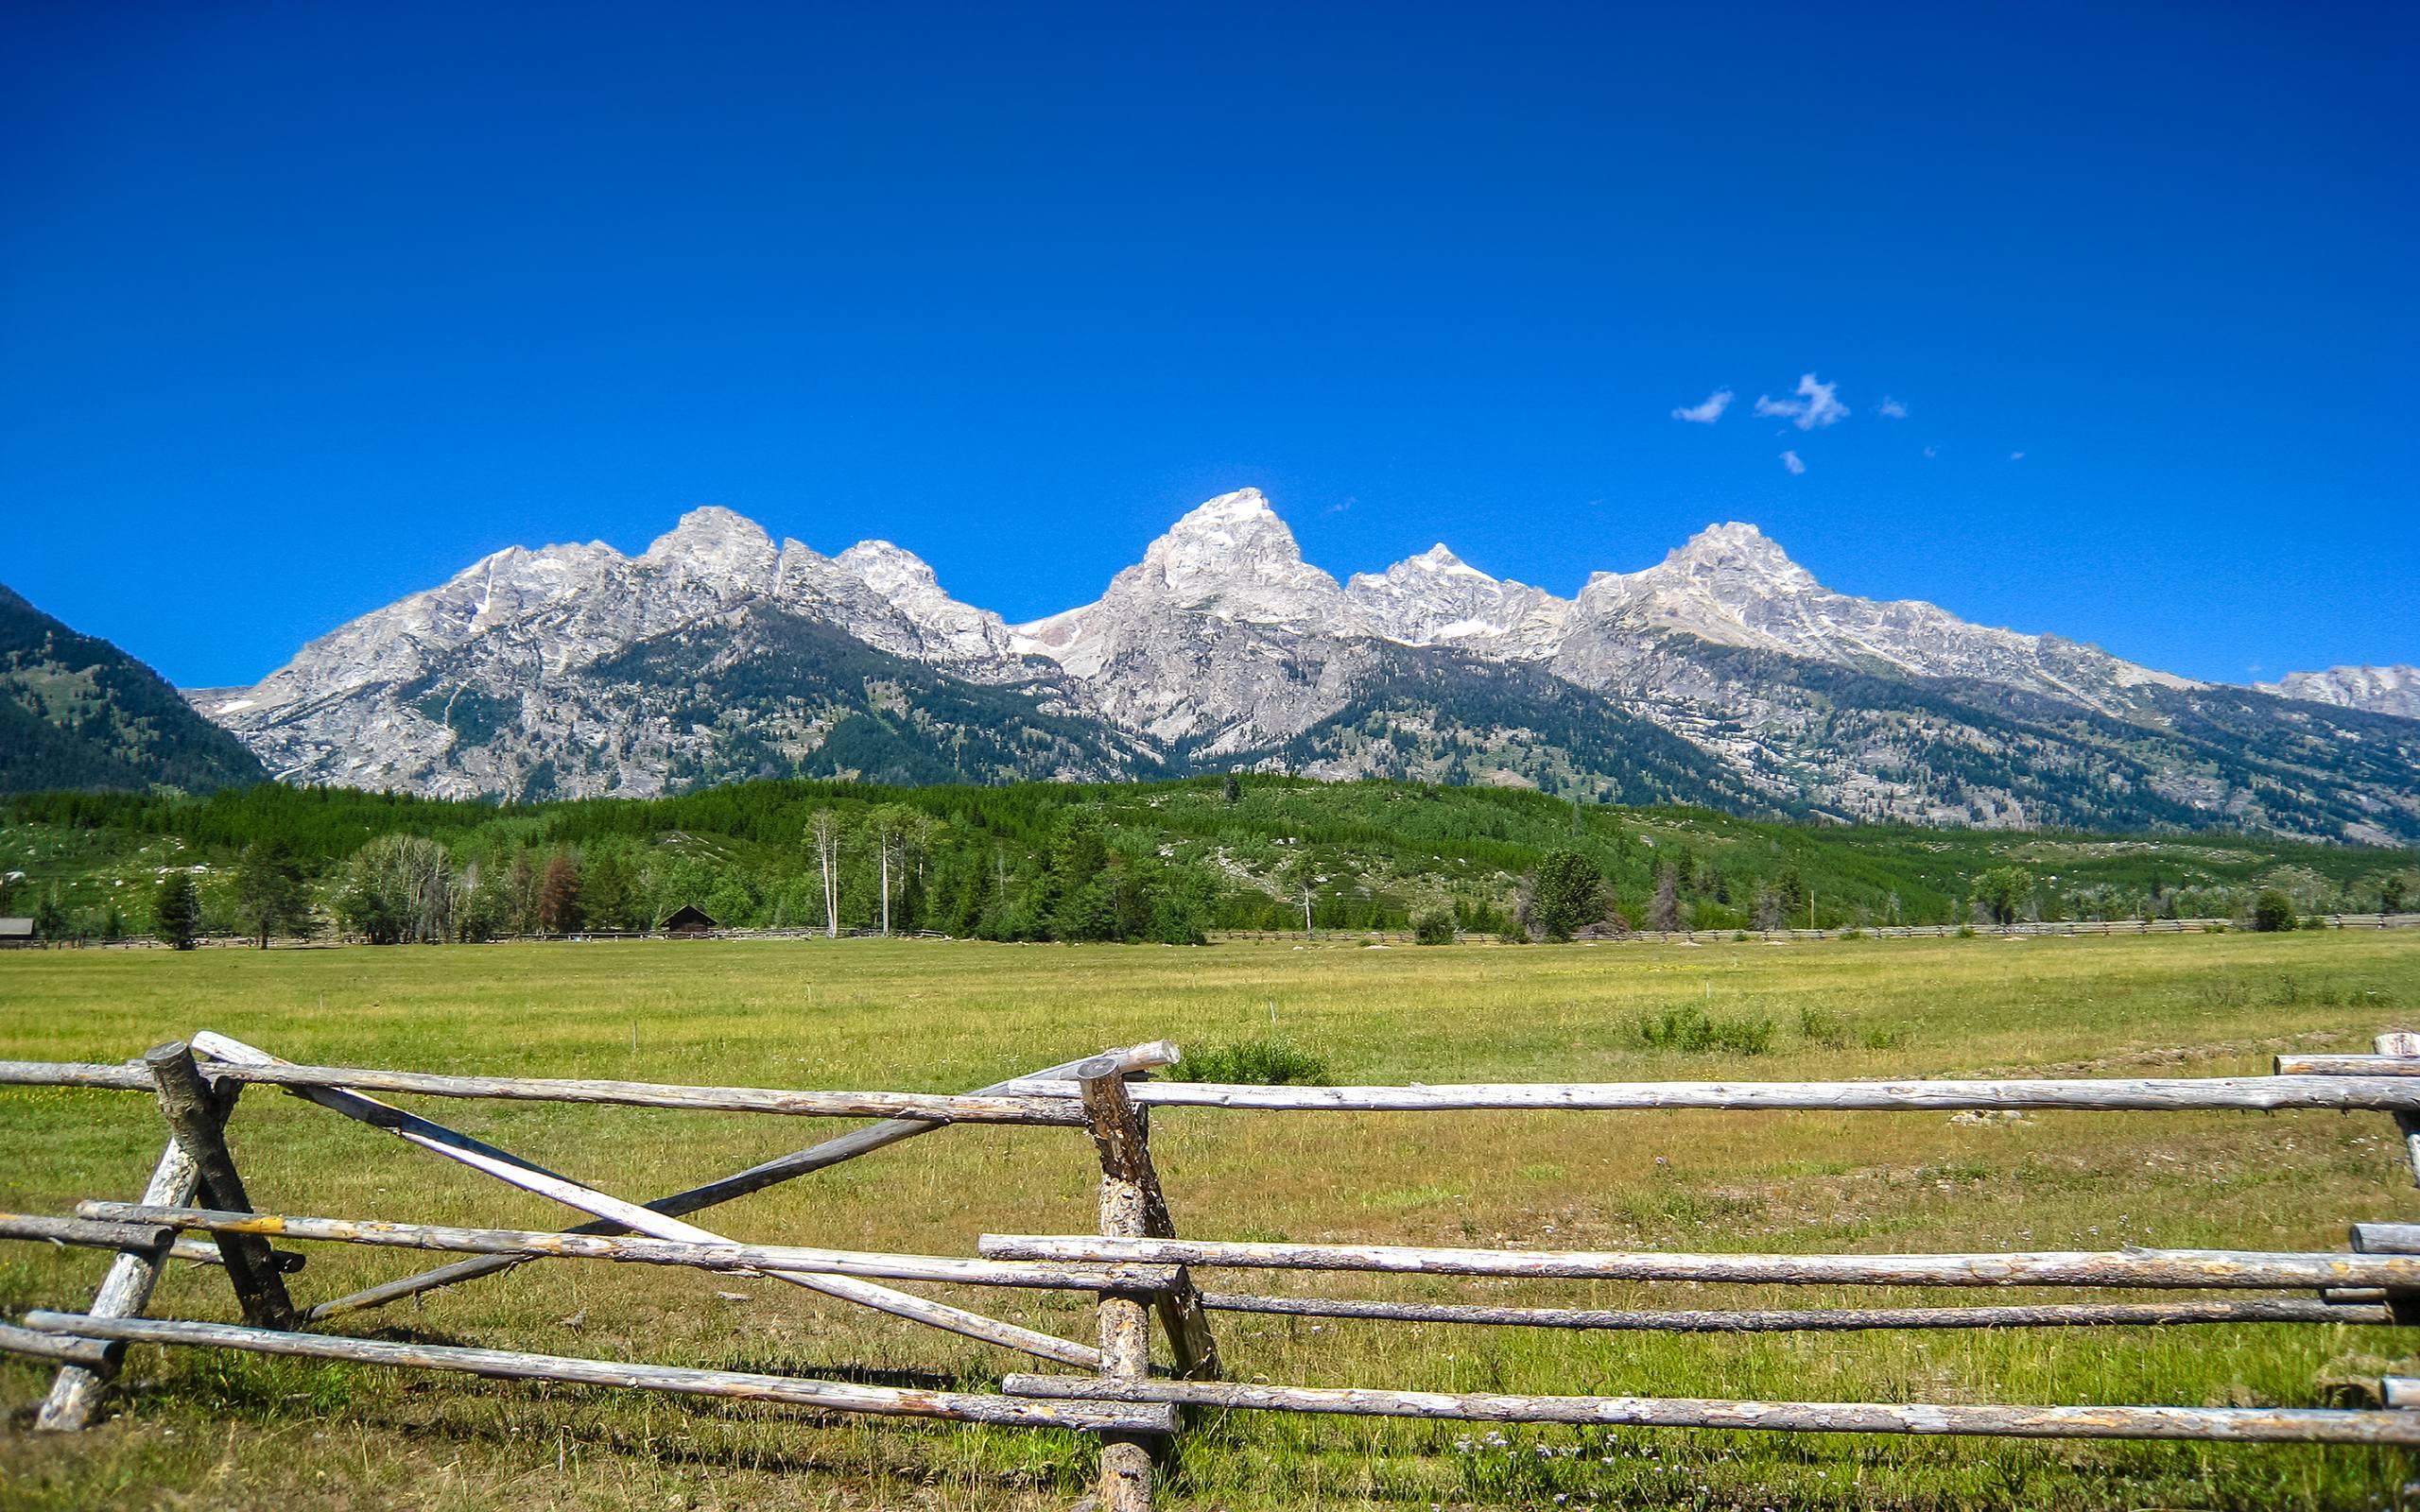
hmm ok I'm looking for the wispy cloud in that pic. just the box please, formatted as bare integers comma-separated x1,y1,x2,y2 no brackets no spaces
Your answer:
1671,388,1733,423
1780,450,1806,475
1754,373,1848,430
1923,445,1938,458
1877,397,1908,419
2009,451,2026,461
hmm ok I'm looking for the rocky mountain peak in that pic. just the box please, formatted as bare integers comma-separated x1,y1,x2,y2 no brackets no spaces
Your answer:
1345,543,1569,658
2259,664,2420,718
832,539,1016,663
1404,543,1488,578
643,507,778,577
1127,487,1342,622
1662,522,1814,585
835,540,941,596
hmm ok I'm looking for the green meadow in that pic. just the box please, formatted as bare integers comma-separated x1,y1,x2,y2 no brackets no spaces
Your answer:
3,928,2418,1509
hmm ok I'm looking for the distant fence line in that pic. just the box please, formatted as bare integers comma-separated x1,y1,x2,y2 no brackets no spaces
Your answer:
25,914,2420,951
10,1034,2420,1504
1219,913,2420,945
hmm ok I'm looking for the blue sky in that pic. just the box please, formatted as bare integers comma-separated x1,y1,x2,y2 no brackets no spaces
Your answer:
4,1,2412,688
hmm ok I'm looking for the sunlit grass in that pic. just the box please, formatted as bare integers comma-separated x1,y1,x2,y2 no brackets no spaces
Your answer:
2,929,2417,1507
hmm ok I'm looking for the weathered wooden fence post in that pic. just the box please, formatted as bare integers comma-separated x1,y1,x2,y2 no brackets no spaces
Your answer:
36,1137,199,1430
1073,1055,1219,1381
143,1041,295,1329
2376,1032,2420,1187
2365,1032,2420,1323
1077,1058,1175,1512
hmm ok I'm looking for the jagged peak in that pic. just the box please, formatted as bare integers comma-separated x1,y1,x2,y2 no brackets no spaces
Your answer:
836,539,940,593
643,506,774,561
1404,543,1489,578
1169,487,1279,530
1661,521,1814,581
1139,490,1317,576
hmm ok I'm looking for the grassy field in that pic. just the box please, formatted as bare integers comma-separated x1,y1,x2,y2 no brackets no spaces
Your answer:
3,930,2418,1509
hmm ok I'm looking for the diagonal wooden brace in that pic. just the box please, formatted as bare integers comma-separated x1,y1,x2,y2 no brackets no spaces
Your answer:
189,1030,1100,1369
300,1040,1177,1322
36,1136,198,1430
145,1041,295,1330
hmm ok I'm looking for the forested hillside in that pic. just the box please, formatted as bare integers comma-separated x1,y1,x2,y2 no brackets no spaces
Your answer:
0,585,267,797
6,776,2411,947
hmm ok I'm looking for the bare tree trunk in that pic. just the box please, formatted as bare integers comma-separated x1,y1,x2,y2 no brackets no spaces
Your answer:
880,838,892,937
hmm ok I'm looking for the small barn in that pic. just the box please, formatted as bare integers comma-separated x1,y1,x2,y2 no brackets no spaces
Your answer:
660,904,719,938
0,918,33,949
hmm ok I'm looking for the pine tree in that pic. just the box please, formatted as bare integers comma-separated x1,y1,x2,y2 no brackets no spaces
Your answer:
582,846,633,930
235,839,311,948
154,871,201,951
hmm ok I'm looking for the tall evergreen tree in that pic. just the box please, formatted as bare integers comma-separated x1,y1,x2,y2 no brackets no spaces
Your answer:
234,838,312,947
154,871,200,951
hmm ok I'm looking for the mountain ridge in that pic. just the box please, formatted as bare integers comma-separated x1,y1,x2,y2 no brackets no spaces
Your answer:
177,490,2419,843
1,583,268,797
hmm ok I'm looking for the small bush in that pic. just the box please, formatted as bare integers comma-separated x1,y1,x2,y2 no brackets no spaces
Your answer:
2251,890,2296,933
1411,909,1458,945
1636,1005,1776,1056
1798,1007,1849,1048
1861,1024,1913,1051
1169,1036,1333,1086
1954,924,1977,938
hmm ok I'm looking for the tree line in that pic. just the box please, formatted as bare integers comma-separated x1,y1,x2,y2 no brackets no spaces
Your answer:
8,773,2411,948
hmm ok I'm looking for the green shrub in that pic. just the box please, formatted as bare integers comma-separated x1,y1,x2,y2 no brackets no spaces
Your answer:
2251,890,2296,933
1411,909,1458,945
1636,1005,1776,1056
1798,1007,1849,1048
1169,1036,1333,1086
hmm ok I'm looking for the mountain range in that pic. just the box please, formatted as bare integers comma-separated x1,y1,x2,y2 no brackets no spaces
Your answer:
163,490,2420,845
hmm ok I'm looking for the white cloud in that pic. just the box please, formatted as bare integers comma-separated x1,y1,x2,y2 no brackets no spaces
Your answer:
1671,388,1734,423
2009,451,2026,461
1878,397,1909,419
1780,450,1806,475
1754,373,1848,430
1923,445,1938,458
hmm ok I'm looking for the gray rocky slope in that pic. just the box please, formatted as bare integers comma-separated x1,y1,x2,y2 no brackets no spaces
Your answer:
2257,665,2420,720
190,490,2420,842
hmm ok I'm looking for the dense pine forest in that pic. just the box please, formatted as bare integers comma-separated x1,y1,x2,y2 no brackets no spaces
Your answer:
4,776,2412,948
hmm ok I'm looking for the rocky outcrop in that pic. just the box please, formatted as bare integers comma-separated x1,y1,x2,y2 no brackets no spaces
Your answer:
2260,665,2420,719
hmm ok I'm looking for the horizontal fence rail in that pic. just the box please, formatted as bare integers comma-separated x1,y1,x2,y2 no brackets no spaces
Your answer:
80,1203,1180,1294
1194,1292,2387,1332
18,1314,1176,1435
997,1374,2420,1445
980,1234,2420,1290
19,1057,2420,1119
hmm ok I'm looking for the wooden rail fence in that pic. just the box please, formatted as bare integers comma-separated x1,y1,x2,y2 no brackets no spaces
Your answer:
8,1031,2420,1505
